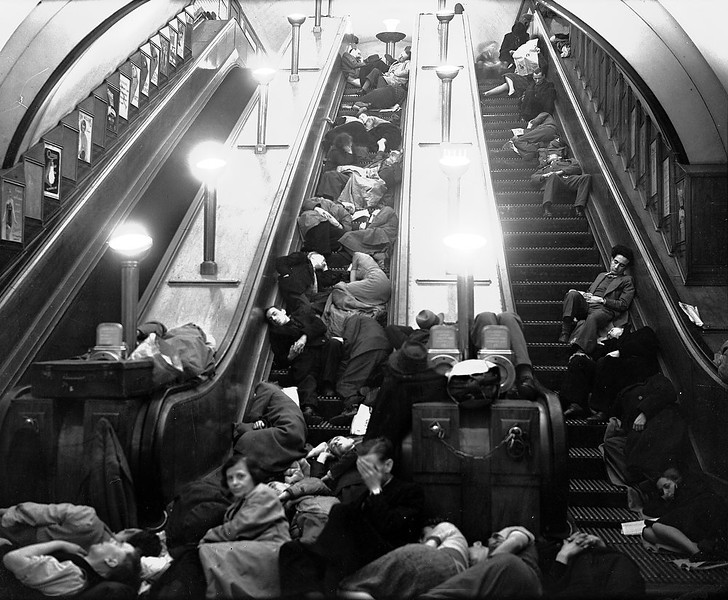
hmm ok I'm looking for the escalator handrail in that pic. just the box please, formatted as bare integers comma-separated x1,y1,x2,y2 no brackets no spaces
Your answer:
533,0,688,164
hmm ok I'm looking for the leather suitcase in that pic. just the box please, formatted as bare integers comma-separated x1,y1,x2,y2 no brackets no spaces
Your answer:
30,358,155,399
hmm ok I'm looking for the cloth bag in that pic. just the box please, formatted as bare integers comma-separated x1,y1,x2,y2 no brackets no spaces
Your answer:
512,39,540,76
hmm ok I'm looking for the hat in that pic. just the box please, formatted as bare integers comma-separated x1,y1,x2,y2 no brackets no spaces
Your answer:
388,341,430,375
447,359,501,408
416,309,444,330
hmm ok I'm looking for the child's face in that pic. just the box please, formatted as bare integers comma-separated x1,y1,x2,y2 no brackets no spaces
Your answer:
226,459,255,499
329,436,355,456
657,477,677,501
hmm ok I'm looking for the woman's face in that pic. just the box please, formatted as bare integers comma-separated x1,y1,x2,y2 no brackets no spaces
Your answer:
226,459,255,499
657,477,677,501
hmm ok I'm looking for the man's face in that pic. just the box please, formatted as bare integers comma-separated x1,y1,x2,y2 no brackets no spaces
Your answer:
309,253,327,270
266,307,288,325
398,49,410,62
609,254,629,275
533,72,545,85
87,539,135,569
329,435,355,456
657,477,677,501
547,153,559,164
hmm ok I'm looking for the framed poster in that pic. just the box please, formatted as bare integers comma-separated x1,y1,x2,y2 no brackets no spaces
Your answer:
169,26,178,68
43,143,61,200
78,111,93,163
661,157,671,218
150,42,160,86
1,181,24,243
649,139,658,198
106,86,119,133
130,63,140,107
176,19,185,58
676,179,686,244
140,50,150,96
160,35,170,77
119,73,130,120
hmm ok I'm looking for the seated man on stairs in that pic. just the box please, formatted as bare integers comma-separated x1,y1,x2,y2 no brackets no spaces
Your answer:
558,244,635,356
530,148,591,217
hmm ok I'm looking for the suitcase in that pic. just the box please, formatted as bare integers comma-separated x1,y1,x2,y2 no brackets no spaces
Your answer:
30,358,155,399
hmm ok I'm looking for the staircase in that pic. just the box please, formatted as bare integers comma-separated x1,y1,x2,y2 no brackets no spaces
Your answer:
480,79,728,596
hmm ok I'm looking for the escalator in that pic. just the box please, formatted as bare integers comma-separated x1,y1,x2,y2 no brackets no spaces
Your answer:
480,8,728,594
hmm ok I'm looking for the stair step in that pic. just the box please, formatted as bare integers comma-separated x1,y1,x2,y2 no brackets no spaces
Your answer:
568,446,607,478
505,232,596,250
506,247,600,264
490,167,537,181
501,218,590,233
509,263,603,280
482,118,529,129
511,281,594,301
522,320,562,342
528,342,573,364
570,478,627,507
516,300,563,321
498,203,576,218
494,190,543,203
488,156,539,169
566,419,608,446
569,505,637,528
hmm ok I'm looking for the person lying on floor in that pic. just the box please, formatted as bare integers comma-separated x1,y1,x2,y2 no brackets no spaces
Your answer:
306,435,368,503
275,249,347,313
296,198,352,259
530,148,591,218
503,111,561,159
337,519,469,599
418,525,542,599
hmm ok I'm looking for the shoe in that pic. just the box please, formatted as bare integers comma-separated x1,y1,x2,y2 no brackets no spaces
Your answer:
543,203,553,218
586,411,608,423
516,376,538,400
563,403,585,418
502,140,519,156
558,321,575,344
302,406,324,427
328,405,359,427
574,206,585,218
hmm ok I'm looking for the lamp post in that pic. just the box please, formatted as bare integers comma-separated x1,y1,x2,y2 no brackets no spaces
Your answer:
313,0,322,32
439,148,479,358
253,67,276,154
435,65,461,143
190,141,228,275
287,14,306,82
436,11,455,61
438,0,446,9
109,224,153,356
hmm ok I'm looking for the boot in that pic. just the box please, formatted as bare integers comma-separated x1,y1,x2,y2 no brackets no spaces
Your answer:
558,320,575,344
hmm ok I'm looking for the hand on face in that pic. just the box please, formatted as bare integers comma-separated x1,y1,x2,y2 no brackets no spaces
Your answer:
357,453,387,492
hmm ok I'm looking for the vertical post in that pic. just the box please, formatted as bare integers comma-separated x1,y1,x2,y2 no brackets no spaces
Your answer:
200,182,218,275
438,0,446,9
120,260,140,355
288,14,306,82
437,11,455,62
457,272,474,359
252,68,275,153
436,66,460,143
313,0,322,32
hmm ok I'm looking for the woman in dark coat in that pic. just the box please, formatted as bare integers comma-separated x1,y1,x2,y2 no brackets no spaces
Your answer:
642,467,728,560
499,22,529,63
323,133,356,171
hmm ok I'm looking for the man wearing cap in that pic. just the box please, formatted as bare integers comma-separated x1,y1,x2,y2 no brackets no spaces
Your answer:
559,244,635,356
366,340,448,452
385,308,443,349
470,311,538,401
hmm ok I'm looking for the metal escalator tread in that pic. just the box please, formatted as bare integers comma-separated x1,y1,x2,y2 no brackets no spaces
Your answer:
568,447,602,460
569,505,637,524
569,478,626,494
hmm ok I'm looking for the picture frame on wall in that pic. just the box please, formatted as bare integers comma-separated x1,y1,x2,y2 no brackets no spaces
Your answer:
1,180,24,243
150,41,160,86
176,18,185,58
140,49,151,97
169,25,178,68
130,63,141,107
78,111,93,163
160,34,170,78
119,73,130,120
43,143,61,200
106,86,119,133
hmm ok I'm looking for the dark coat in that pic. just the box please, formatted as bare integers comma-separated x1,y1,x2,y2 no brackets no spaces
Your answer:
499,24,529,62
620,373,687,482
520,79,556,121
268,305,328,366
233,382,307,476
323,121,378,153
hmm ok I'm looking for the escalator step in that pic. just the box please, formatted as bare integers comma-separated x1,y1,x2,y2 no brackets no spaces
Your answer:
569,505,637,527
568,447,607,479
515,299,563,320
501,217,590,232
522,320,562,342
506,247,600,264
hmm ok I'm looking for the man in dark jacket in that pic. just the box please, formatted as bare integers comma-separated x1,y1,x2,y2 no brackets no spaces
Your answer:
520,68,556,121
559,245,635,355
278,437,424,598
265,305,338,424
